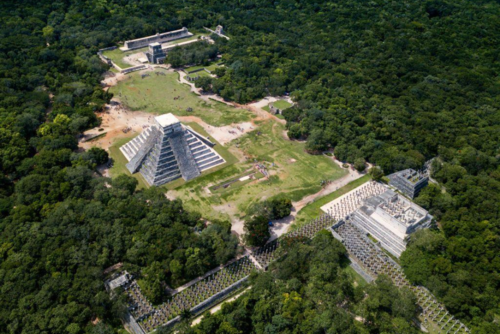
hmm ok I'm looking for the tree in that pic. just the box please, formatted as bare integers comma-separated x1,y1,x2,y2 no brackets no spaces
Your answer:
195,76,213,92
354,158,366,172
0,129,30,174
42,25,55,43
244,215,270,247
249,197,292,221
305,129,328,153
88,147,109,165
139,278,164,305
369,167,384,181
112,175,138,195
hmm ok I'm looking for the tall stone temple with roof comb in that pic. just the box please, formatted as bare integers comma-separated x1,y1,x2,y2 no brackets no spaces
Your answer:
120,113,225,186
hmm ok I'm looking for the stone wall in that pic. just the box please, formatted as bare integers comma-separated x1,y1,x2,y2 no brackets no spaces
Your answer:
124,28,191,50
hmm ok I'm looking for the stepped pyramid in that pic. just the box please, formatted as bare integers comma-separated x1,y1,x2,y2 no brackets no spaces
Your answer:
120,114,225,186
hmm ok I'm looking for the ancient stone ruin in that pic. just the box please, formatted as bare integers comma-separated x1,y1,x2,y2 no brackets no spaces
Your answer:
122,27,192,51
120,114,225,186
387,161,432,198
321,182,432,257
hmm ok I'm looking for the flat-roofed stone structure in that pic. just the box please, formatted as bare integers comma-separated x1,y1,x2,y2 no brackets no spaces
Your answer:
145,42,166,64
321,181,432,257
387,166,430,199
120,114,225,186
349,189,432,257
105,271,131,291
122,27,192,51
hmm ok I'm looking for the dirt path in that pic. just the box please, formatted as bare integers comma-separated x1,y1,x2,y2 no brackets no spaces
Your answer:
101,70,128,87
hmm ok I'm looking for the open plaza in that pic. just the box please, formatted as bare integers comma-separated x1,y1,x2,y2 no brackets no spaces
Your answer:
82,61,347,231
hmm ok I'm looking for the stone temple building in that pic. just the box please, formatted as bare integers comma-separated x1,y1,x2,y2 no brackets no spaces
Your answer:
349,189,432,257
145,43,166,64
321,182,432,258
120,114,225,186
387,164,430,199
215,25,224,35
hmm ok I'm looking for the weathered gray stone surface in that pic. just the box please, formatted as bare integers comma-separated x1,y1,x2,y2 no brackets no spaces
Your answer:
120,114,224,186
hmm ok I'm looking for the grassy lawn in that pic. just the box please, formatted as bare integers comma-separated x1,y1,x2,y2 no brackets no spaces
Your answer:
263,100,291,115
163,33,207,47
102,47,148,69
169,120,347,222
186,71,211,80
272,100,292,110
108,136,149,190
184,65,206,73
292,174,371,228
185,60,222,74
110,70,253,126
204,62,222,72
209,170,265,194
344,265,369,288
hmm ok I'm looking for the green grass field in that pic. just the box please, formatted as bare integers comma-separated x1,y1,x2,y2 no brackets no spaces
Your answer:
184,65,205,73
110,70,253,126
163,33,207,46
185,60,222,74
263,100,292,114
272,100,292,110
108,68,347,223
109,136,149,189
208,170,264,194
186,71,211,80
292,174,371,228
169,121,347,222
102,47,148,69
344,265,369,288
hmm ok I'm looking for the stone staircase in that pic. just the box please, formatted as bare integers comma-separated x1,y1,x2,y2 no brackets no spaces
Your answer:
168,132,200,181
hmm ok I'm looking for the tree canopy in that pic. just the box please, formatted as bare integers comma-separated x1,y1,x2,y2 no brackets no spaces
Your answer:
0,0,499,332
175,233,421,334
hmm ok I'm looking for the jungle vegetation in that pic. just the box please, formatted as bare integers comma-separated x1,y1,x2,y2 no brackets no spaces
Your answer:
0,0,499,333
171,233,421,334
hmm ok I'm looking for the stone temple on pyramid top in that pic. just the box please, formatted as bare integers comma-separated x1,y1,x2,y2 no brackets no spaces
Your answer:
120,113,225,186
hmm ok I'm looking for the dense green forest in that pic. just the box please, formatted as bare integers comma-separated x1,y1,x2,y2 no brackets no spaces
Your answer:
167,40,219,67
0,0,499,333
170,233,421,334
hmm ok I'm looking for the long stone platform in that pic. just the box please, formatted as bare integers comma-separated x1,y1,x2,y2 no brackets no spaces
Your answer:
332,220,469,334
